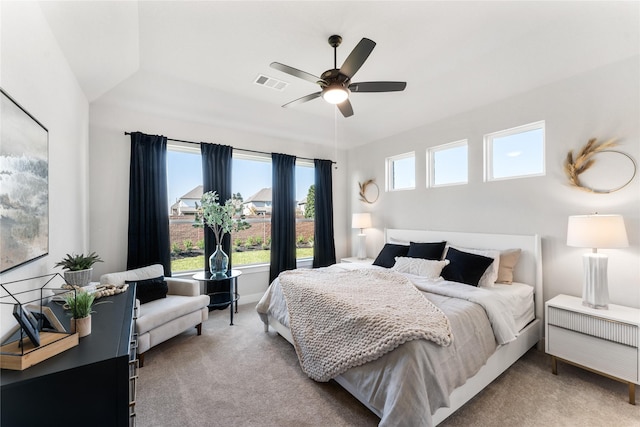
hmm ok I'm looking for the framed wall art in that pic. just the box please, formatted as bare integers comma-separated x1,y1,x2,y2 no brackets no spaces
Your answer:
0,88,49,273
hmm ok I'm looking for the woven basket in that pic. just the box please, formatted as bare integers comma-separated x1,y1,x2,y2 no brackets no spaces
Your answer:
64,268,93,287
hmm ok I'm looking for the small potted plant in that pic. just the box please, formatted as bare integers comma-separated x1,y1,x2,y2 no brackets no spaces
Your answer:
63,290,96,337
55,252,103,287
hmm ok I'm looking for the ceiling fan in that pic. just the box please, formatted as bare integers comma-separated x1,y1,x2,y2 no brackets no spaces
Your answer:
270,35,407,118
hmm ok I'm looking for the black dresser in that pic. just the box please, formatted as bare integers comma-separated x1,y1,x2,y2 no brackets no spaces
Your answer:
1,287,138,427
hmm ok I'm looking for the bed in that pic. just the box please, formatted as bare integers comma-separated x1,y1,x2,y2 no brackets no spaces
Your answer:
256,229,543,426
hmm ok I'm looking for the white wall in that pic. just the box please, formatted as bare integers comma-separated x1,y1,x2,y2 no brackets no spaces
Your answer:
0,2,90,336
347,56,640,308
2,2,635,344
89,102,348,302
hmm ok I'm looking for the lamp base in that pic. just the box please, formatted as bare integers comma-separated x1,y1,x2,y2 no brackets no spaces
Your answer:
581,253,609,309
356,234,367,260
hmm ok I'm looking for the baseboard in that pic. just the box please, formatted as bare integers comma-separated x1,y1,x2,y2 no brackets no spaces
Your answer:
238,292,264,306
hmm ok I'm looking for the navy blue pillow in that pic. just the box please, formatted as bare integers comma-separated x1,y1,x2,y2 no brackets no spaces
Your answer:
406,241,447,260
126,276,168,304
441,247,494,286
372,244,409,268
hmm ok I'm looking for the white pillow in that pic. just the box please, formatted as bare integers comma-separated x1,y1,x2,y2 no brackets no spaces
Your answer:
446,245,500,287
392,257,450,279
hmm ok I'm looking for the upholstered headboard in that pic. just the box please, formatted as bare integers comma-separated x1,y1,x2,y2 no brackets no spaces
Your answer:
384,229,543,319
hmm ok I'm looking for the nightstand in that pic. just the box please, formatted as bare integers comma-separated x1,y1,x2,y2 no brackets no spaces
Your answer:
545,294,639,404
340,257,374,264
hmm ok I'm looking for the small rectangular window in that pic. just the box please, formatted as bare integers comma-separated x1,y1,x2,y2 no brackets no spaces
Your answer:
484,121,545,181
386,152,415,191
428,140,468,187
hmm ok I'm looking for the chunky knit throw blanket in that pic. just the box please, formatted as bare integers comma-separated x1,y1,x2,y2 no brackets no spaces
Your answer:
278,268,453,382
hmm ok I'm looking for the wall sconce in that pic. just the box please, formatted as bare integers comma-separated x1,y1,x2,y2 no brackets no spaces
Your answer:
352,213,372,260
567,214,629,309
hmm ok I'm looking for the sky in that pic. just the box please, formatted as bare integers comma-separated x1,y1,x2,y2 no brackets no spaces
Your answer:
167,150,315,207
393,126,544,189
167,125,542,207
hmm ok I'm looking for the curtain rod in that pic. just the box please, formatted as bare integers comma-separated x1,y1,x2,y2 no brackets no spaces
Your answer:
123,132,336,164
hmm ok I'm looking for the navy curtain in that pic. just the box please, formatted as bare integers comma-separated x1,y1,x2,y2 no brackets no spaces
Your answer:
312,159,336,267
127,132,171,276
269,153,297,283
201,143,233,273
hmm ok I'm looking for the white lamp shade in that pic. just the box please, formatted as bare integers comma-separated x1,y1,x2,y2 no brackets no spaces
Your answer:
352,213,372,229
567,214,628,249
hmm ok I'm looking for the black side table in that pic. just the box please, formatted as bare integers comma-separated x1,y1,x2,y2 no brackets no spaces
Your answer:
193,270,242,325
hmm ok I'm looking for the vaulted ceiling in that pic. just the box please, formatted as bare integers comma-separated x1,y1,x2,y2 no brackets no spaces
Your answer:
39,1,639,148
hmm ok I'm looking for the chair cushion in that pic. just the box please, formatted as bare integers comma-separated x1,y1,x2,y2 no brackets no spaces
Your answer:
136,294,210,335
100,264,165,286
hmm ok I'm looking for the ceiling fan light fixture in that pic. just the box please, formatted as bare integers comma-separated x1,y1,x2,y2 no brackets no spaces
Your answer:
322,85,349,104
271,35,406,117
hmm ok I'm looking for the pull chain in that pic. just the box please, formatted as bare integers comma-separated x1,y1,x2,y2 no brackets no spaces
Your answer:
334,107,338,169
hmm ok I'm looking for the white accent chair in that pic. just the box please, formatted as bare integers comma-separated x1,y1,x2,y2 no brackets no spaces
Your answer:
100,264,209,367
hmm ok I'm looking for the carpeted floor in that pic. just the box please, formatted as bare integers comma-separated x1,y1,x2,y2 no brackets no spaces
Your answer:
136,304,639,426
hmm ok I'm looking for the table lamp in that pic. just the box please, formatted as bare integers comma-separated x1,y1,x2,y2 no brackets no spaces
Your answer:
352,213,372,260
567,214,628,309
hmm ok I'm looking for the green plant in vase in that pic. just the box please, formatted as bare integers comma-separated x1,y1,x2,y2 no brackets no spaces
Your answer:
63,290,96,337
55,252,103,287
194,191,249,275
64,290,95,319
55,252,103,271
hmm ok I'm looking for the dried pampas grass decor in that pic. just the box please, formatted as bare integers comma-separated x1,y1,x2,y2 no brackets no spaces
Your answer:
358,179,379,203
564,138,636,193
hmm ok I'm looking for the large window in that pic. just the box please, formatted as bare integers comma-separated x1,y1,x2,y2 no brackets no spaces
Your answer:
427,140,468,187
167,147,203,273
484,121,545,181
386,152,415,191
294,160,315,261
167,145,314,273
230,154,272,268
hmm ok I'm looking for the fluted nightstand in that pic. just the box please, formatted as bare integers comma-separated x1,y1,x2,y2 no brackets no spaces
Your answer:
545,294,639,404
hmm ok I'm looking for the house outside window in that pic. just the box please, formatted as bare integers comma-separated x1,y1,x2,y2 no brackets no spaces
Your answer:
484,121,545,181
167,146,314,273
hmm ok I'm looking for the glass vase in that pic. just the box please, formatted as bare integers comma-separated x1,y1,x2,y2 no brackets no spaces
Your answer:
209,244,229,276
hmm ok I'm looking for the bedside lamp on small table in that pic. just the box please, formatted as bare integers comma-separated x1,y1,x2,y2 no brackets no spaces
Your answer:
352,213,372,260
567,214,628,309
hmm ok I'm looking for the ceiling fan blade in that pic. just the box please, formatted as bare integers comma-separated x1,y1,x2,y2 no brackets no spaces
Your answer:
339,38,376,79
337,98,354,118
349,81,407,93
270,62,324,85
282,92,321,108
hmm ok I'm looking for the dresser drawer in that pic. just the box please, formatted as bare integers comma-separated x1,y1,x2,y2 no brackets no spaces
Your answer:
547,324,638,383
547,306,638,346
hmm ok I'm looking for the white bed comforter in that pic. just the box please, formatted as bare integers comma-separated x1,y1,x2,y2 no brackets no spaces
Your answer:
256,264,520,426
278,268,453,381
410,276,518,345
